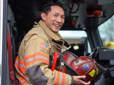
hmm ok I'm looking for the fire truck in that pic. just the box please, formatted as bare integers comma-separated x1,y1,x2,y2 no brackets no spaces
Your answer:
0,0,114,85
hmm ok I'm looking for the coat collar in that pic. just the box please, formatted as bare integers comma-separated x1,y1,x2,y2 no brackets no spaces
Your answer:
38,20,62,40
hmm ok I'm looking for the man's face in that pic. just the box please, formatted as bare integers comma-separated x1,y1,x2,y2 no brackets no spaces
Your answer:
41,5,65,32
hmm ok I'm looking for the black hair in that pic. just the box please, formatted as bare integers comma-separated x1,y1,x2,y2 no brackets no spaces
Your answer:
34,1,65,22
39,1,65,14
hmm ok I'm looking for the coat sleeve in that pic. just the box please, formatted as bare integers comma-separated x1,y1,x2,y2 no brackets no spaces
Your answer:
23,35,72,85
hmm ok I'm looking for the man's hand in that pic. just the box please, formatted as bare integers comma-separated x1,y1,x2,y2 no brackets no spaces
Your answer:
72,75,91,85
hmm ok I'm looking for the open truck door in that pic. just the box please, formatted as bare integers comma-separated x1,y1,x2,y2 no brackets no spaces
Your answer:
1,0,114,85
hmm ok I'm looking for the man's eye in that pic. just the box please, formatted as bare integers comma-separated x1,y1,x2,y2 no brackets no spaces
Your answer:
54,14,65,19
61,15,65,19
54,14,59,17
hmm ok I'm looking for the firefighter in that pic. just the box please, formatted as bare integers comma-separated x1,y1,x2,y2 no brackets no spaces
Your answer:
15,1,91,85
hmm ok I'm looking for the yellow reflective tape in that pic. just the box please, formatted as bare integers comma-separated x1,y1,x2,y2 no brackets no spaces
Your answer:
89,69,96,77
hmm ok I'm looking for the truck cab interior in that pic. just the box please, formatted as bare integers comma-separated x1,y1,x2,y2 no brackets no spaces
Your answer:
1,0,114,85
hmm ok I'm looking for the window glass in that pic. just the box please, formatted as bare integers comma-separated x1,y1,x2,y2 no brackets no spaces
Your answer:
59,30,87,43
98,15,114,49
59,30,91,54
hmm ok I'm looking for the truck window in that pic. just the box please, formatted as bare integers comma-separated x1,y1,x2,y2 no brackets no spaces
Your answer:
59,30,87,43
59,30,91,55
98,15,114,49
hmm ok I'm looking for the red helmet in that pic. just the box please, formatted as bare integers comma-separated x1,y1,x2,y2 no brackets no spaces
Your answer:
61,51,99,82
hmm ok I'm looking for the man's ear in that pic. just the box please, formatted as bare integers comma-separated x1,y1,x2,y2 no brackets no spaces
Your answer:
41,13,46,21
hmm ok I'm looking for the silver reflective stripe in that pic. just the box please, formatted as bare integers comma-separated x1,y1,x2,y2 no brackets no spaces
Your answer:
25,55,48,63
19,63,25,68
58,73,63,85
15,60,25,68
